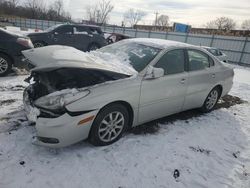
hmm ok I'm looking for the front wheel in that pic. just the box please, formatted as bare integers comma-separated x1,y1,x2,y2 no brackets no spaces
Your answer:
0,54,12,77
200,87,221,112
89,104,129,146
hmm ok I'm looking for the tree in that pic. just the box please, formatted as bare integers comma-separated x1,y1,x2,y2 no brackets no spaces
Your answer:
206,17,236,31
242,19,250,30
156,14,169,27
85,0,114,25
52,0,63,16
25,0,46,18
123,8,146,27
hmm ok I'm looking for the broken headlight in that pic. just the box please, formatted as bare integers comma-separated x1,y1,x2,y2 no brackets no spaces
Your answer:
34,89,90,112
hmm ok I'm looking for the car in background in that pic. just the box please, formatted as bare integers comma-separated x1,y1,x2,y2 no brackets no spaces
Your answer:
202,46,228,63
27,24,107,51
22,38,234,148
0,28,33,76
106,33,131,44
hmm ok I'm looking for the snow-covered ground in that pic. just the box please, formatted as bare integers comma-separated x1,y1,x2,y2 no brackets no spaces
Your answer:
0,67,250,188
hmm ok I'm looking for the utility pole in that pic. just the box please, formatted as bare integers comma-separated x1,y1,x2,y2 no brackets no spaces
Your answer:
154,11,159,26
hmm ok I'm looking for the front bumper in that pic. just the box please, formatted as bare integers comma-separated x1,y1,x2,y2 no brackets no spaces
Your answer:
32,110,98,148
23,88,98,148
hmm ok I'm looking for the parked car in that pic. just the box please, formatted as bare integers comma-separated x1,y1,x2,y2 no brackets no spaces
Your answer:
106,33,131,44
22,38,234,148
202,46,228,63
0,28,33,76
27,24,107,51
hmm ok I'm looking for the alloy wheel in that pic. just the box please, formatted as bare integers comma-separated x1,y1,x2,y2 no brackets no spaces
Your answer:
206,90,218,110
34,42,44,48
98,111,125,142
0,57,8,74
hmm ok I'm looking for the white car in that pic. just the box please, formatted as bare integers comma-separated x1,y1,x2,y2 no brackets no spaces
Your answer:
23,38,234,148
202,46,228,63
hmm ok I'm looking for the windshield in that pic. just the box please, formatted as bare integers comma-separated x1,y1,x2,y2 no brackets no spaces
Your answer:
98,41,161,72
45,24,62,32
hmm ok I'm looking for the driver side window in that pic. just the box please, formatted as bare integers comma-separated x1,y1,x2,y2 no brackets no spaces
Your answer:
154,49,185,75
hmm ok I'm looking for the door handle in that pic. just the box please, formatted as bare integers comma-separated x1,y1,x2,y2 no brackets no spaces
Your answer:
212,73,215,78
180,78,186,84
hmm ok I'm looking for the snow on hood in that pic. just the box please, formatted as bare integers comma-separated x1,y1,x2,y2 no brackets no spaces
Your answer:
22,45,137,76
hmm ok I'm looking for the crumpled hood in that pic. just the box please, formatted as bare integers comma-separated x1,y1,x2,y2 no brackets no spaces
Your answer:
22,45,137,75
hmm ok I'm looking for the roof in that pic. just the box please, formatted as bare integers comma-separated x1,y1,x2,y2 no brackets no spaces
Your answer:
126,38,195,49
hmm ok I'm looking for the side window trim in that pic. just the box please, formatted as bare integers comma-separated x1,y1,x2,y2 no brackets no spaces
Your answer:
186,49,213,72
154,48,186,76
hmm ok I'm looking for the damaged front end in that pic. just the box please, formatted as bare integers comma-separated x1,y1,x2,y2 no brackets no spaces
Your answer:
23,67,130,122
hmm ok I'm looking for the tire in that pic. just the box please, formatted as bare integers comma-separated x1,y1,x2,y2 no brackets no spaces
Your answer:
33,41,46,48
88,43,100,51
89,104,129,146
200,87,221,113
0,54,12,77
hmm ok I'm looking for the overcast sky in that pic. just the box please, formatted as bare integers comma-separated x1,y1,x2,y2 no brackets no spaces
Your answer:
62,0,250,28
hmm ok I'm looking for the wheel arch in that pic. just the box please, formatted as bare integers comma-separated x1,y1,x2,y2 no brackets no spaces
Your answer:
0,51,13,65
87,42,100,51
96,100,134,128
214,84,223,98
33,40,47,47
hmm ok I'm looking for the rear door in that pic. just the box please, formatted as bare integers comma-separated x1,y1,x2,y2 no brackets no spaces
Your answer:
72,26,92,51
52,25,75,47
182,49,215,110
139,49,188,123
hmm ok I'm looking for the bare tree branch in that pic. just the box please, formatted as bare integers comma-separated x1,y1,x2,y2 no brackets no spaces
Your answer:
85,0,114,25
52,0,63,16
206,17,236,31
242,19,250,30
123,8,146,27
156,14,169,27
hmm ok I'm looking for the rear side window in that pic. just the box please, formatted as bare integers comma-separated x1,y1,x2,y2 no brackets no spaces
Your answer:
89,27,102,35
155,49,185,75
73,26,89,35
188,50,211,71
54,26,72,34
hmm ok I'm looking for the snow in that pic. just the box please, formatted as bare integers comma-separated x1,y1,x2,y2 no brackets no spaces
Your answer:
0,67,250,188
23,45,137,76
5,26,41,35
126,38,195,49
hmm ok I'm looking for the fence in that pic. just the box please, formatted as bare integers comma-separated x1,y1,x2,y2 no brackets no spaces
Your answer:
4,17,250,65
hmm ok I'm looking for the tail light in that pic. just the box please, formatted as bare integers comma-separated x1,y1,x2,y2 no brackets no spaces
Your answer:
17,38,34,48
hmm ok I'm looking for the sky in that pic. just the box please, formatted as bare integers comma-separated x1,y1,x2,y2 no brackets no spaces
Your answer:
62,0,250,28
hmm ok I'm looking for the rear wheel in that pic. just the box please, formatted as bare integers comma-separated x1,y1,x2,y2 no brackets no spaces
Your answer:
201,87,221,112
89,104,129,146
33,41,46,48
0,54,12,77
88,43,100,51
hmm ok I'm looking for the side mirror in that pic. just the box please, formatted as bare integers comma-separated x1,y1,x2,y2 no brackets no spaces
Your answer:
144,66,164,79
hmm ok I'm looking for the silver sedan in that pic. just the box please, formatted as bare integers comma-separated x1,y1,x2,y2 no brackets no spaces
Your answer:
23,38,234,147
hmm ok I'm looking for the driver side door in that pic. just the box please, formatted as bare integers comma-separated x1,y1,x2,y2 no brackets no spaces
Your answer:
138,49,188,124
